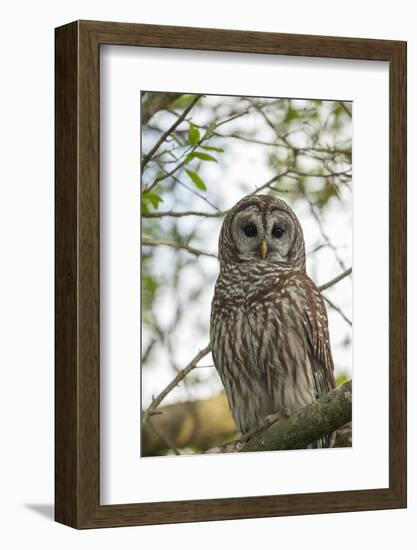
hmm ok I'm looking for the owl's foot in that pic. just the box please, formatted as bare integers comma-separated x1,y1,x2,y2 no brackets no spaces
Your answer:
238,426,262,444
239,408,292,444
264,407,291,426
263,412,281,427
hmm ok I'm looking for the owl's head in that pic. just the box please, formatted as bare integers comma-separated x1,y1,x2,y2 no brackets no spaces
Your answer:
218,194,305,270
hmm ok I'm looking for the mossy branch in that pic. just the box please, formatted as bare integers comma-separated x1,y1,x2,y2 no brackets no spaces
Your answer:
239,380,352,452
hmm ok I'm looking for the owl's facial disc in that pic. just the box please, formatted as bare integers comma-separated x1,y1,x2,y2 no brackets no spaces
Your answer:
231,206,295,263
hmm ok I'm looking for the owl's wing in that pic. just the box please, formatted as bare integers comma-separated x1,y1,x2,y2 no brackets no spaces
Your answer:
287,271,336,448
294,271,336,399
266,270,335,447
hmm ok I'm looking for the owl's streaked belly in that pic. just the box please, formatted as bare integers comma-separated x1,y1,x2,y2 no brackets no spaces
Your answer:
211,271,317,435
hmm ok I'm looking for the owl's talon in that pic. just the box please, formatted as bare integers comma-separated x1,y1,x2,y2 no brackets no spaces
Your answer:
240,410,291,443
264,412,281,426
239,434,250,444
264,407,291,426
238,427,260,444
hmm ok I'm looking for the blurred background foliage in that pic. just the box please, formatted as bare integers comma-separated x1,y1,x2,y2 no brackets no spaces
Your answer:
141,91,352,455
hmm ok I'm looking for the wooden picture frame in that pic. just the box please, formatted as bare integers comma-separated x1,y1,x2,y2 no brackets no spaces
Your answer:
55,20,407,528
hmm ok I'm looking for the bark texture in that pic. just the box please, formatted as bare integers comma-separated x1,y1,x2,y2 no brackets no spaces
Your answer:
142,382,352,455
240,380,352,452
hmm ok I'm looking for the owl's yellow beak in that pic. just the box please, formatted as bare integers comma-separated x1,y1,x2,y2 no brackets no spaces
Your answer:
260,239,268,260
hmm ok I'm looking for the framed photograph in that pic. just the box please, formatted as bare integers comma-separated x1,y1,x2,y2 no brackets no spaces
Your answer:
55,20,406,528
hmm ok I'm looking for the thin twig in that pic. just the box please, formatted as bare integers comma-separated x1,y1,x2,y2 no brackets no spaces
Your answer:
284,168,351,181
144,117,220,192
323,295,352,326
301,186,347,271
142,344,212,424
339,101,352,119
248,99,351,180
141,92,183,125
142,338,157,363
142,209,226,218
172,174,221,212
318,267,352,291
143,169,292,218
250,169,291,195
210,131,351,157
142,238,217,259
307,243,327,255
141,94,202,171
196,99,278,132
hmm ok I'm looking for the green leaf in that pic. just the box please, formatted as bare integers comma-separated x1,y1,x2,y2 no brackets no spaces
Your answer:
171,94,198,110
186,151,218,163
336,372,349,387
185,169,207,191
201,145,224,153
141,198,150,214
204,122,217,139
142,191,163,210
188,122,200,145
315,184,339,208
284,107,300,124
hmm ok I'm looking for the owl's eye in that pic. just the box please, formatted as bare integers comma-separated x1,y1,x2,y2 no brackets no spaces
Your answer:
242,223,258,237
272,225,285,238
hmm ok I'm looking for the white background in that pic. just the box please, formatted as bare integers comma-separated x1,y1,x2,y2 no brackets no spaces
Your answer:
0,1,415,548
101,47,389,503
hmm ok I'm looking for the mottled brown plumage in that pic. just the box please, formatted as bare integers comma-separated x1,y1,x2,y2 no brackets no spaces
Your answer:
210,194,336,448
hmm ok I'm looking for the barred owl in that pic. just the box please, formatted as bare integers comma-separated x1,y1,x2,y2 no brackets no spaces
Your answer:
210,194,336,448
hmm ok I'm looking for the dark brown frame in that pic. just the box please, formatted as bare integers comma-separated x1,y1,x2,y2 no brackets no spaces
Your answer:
55,20,407,529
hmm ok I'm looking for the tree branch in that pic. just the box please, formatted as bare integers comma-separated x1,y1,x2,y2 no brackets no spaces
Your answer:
141,94,203,170
250,169,291,195
141,169,291,218
318,267,352,291
339,101,352,119
239,380,352,452
210,130,351,158
323,295,352,326
142,238,217,259
162,170,221,212
142,388,352,456
300,184,347,272
142,209,226,218
142,344,211,425
141,92,184,124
